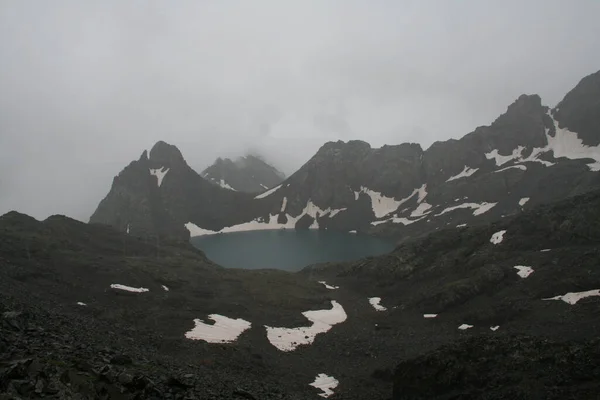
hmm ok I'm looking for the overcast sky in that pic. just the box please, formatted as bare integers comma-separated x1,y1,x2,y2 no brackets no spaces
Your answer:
1,0,599,221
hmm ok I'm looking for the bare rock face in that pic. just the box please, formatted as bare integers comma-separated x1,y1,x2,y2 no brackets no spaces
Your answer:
201,154,285,193
89,70,600,241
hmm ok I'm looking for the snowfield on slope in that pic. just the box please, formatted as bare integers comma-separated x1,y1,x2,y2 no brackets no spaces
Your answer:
149,167,170,187
368,297,387,311
185,315,251,343
265,301,347,352
542,289,600,305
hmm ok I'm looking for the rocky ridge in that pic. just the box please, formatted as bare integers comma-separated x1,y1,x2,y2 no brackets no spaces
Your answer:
90,70,600,242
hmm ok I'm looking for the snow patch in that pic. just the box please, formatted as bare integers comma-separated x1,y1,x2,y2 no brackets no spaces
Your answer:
162,285,169,291
519,197,530,206
126,223,130,234
310,374,339,398
149,167,170,187
368,297,387,311
318,281,339,290
349,230,357,233
110,284,149,293
280,197,288,212
456,223,467,228
514,265,534,278
371,215,425,226
540,249,551,252
494,164,527,173
410,202,433,218
254,184,282,199
485,114,600,171
328,208,347,217
458,324,473,330
542,289,600,305
185,315,251,343
260,183,268,189
490,230,507,245
446,166,479,182
490,326,500,331
76,302,87,306
218,179,236,191
423,314,437,318
436,202,497,217
357,184,428,219
265,301,347,352
185,200,337,236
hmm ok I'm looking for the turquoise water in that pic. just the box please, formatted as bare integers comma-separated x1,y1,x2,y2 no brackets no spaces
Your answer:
190,229,395,271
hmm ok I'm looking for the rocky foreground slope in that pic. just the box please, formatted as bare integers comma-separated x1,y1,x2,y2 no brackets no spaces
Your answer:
91,70,600,242
3,188,600,399
201,154,285,193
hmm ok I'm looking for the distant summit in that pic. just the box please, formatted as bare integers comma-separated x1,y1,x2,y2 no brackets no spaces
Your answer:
201,154,285,193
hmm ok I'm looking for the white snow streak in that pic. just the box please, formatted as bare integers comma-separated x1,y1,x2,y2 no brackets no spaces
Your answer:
514,266,534,278
265,301,347,352
410,202,432,218
77,302,87,306
519,197,530,206
149,167,170,187
254,184,282,199
423,314,438,318
456,223,467,228
446,166,479,182
368,297,387,311
349,230,357,233
494,164,527,173
490,326,500,331
436,202,497,217
310,374,339,398
458,324,473,330
110,284,149,293
318,281,339,290
542,289,600,305
280,197,288,212
218,179,236,191
185,315,251,343
490,230,507,245
162,285,169,291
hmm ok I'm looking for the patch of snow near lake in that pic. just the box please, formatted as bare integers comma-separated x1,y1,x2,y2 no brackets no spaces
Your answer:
514,266,534,278
357,184,428,218
490,230,507,244
447,166,479,182
77,302,87,306
254,184,282,199
368,297,387,311
185,200,342,236
458,324,473,330
349,230,357,233
371,215,425,226
423,314,437,318
519,197,530,206
436,202,497,217
485,113,600,171
328,208,347,217
490,326,500,331
185,315,251,343
265,300,347,352
162,285,169,291
318,281,339,290
280,197,288,212
149,167,170,187
542,289,600,305
310,374,339,398
110,284,149,293
218,179,236,191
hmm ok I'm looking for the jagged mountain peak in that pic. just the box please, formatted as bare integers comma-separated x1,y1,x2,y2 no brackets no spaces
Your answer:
149,141,186,166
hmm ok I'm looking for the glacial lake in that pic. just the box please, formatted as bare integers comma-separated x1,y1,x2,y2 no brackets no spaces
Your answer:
190,230,395,271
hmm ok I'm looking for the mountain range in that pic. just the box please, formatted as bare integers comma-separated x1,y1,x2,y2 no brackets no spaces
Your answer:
90,70,600,243
200,155,285,193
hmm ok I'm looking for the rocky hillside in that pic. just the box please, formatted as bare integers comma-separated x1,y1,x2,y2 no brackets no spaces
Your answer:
90,70,600,242
201,155,285,193
3,187,600,399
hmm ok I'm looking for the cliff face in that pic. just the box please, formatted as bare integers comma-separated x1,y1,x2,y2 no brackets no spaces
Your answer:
90,70,600,241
